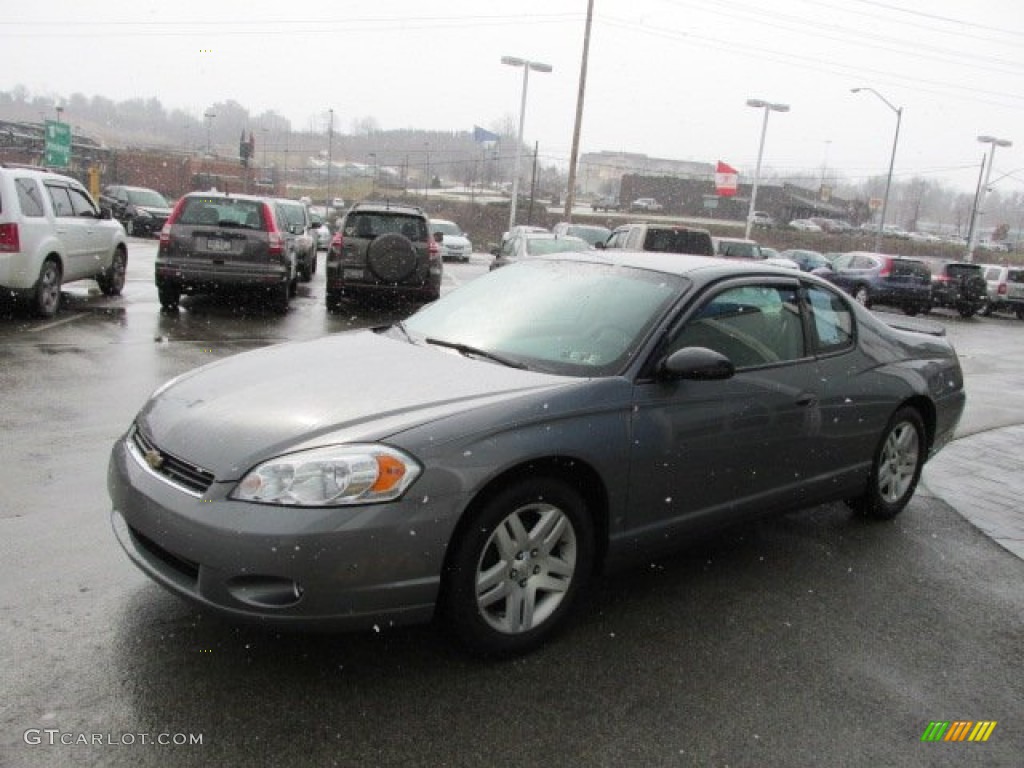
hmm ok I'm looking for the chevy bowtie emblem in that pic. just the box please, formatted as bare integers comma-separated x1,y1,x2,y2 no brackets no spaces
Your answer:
144,449,164,470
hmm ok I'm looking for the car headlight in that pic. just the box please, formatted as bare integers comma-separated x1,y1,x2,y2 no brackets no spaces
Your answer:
231,444,421,506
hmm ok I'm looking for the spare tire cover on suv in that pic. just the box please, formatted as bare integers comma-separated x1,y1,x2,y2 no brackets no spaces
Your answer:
367,233,419,282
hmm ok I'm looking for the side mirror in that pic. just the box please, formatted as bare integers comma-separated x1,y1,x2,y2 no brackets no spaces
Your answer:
595,241,606,250
433,231,444,243
658,346,734,381
99,207,113,220
489,246,501,257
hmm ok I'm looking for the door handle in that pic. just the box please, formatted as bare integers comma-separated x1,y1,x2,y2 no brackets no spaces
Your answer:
795,393,818,407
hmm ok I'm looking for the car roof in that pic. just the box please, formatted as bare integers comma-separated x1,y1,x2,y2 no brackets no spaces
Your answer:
349,200,425,215
530,249,806,280
0,164,79,184
184,190,269,202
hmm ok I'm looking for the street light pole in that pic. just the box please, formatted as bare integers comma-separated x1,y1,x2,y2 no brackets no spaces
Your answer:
851,87,902,253
325,108,334,221
966,135,1013,262
502,56,552,233
744,99,789,240
203,110,216,156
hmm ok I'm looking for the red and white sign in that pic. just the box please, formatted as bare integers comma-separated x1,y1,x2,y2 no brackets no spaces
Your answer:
715,161,738,197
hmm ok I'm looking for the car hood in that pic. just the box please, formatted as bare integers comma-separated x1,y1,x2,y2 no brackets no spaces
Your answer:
442,235,471,248
137,330,571,480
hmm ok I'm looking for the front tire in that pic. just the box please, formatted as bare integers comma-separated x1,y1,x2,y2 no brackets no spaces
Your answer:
443,477,595,657
847,407,926,520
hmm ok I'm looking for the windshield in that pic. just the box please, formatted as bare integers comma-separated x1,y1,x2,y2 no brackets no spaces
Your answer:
567,225,611,246
404,260,688,376
126,188,169,207
524,237,591,256
431,220,462,236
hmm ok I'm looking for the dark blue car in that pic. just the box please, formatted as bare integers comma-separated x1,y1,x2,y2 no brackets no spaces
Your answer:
824,251,933,315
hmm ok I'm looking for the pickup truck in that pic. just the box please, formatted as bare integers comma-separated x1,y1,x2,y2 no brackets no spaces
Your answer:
629,197,663,212
1003,267,1024,319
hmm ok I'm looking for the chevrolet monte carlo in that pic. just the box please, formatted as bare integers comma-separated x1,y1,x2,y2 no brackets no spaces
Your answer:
109,252,965,656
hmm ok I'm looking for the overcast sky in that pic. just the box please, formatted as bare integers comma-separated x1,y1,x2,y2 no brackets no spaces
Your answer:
3,0,1023,193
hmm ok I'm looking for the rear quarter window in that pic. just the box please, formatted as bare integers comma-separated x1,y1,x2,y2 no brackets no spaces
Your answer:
15,178,46,217
806,285,854,354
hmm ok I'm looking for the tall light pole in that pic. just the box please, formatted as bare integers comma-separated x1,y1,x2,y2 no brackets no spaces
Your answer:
744,99,789,240
563,0,595,221
966,135,1013,262
851,87,902,253
203,110,216,155
325,108,334,219
369,152,377,196
502,55,552,233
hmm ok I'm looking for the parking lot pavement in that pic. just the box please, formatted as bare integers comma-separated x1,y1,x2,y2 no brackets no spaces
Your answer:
922,426,1024,560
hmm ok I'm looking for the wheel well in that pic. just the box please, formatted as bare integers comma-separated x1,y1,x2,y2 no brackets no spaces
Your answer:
901,395,936,453
44,252,63,273
441,456,611,579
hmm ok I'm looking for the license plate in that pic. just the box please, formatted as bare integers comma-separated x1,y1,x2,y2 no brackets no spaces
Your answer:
342,268,364,280
207,238,231,252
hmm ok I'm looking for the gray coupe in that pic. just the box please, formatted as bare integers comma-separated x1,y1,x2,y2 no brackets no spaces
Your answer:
108,252,965,656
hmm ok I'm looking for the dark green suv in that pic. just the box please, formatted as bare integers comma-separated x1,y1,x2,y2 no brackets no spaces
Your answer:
325,201,443,309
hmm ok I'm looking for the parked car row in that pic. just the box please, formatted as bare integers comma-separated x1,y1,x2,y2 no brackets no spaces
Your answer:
775,249,1014,320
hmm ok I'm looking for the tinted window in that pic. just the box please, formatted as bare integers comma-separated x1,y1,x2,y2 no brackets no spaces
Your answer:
644,228,713,255
178,197,265,229
69,186,98,217
946,264,983,279
345,213,426,241
806,285,854,354
15,178,45,217
45,184,74,217
671,284,805,368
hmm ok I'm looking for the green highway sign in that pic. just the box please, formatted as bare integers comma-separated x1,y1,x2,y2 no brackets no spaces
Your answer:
44,120,71,168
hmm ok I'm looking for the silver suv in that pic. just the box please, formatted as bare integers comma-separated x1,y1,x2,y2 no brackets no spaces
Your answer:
325,201,443,308
0,164,127,317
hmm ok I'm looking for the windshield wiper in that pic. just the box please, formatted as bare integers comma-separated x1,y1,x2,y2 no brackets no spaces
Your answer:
425,338,528,369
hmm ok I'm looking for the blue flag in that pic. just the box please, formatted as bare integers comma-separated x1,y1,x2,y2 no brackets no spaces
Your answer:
473,125,500,143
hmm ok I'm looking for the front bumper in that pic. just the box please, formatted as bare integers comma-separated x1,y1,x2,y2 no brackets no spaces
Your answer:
108,432,455,630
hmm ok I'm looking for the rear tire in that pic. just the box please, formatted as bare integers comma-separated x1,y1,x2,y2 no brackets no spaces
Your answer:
847,407,926,520
34,257,62,317
97,247,127,296
271,281,290,314
158,285,181,310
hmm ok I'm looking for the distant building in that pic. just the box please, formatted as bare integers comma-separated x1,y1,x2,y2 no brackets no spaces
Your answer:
578,151,713,196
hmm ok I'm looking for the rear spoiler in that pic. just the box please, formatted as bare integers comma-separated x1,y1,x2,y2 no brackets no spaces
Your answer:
875,312,946,337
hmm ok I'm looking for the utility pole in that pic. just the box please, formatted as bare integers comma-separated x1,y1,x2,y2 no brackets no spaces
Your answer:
563,0,595,222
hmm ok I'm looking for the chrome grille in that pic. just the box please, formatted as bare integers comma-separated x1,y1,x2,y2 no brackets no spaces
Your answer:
130,425,215,496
